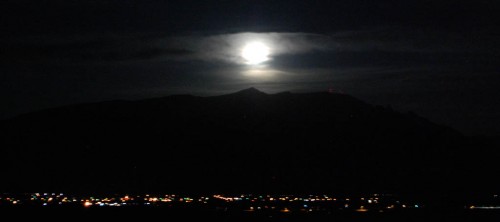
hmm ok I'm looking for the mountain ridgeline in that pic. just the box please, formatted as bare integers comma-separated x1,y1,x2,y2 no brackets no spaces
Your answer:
0,88,494,200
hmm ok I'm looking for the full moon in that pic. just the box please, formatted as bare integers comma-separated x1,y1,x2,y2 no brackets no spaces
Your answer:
241,42,270,65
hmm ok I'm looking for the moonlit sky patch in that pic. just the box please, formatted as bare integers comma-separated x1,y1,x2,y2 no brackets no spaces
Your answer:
163,32,336,65
155,32,339,80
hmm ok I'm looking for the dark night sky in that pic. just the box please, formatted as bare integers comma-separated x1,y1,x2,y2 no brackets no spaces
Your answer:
1,0,499,136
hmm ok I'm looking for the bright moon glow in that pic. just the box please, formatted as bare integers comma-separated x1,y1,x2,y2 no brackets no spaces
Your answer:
241,42,270,64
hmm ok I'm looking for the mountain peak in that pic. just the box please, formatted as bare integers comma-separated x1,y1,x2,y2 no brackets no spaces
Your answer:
231,87,267,96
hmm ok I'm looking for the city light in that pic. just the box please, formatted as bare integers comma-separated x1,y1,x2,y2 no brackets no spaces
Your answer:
0,192,427,213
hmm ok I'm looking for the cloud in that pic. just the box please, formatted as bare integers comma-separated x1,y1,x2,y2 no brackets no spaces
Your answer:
0,32,336,65
165,32,338,64
0,33,194,64
3,28,497,68
330,27,500,53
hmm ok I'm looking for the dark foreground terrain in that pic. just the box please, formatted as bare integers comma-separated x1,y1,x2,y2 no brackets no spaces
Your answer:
2,88,496,197
2,206,500,222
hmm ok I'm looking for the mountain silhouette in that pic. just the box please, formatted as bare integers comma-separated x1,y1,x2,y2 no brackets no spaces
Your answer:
227,87,268,96
0,88,495,202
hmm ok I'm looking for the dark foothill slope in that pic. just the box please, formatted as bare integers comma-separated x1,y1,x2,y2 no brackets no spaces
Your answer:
0,88,493,201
